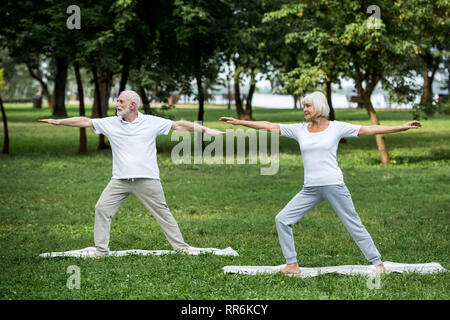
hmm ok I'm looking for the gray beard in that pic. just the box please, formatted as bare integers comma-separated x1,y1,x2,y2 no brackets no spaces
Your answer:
117,108,131,118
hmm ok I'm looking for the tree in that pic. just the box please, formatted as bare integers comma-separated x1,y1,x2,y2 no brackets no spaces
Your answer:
395,0,449,117
172,0,233,122
0,49,40,101
25,57,54,110
129,0,187,115
264,1,350,123
0,0,78,116
225,0,285,120
76,0,146,148
267,45,304,110
226,0,263,120
0,1,52,110
73,62,87,154
265,0,425,165
81,2,121,121
0,95,8,155
0,69,9,154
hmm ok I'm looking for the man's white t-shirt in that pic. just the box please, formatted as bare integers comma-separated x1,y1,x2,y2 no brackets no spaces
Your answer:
92,112,173,179
280,120,361,187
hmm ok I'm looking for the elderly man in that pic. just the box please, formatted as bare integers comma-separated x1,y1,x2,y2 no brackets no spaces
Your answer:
39,90,225,257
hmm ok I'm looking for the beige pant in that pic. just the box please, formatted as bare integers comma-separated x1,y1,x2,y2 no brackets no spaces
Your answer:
94,178,189,256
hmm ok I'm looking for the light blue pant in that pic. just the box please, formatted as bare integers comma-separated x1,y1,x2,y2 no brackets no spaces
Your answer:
275,184,382,265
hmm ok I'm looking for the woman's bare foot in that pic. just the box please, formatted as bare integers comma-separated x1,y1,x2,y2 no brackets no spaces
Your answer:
375,263,386,274
281,263,301,274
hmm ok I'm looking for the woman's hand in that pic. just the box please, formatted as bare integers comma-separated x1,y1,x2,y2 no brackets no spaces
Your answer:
359,120,423,136
219,117,281,134
219,117,241,125
402,120,422,130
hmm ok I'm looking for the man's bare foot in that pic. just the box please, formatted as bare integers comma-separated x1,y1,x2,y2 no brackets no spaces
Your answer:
281,263,301,274
375,263,386,274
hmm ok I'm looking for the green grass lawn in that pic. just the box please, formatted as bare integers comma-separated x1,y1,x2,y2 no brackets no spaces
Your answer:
0,103,449,299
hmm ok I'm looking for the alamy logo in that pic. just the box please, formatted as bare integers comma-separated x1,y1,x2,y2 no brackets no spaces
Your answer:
171,123,279,175
367,5,381,30
66,265,81,290
366,274,382,290
66,5,81,30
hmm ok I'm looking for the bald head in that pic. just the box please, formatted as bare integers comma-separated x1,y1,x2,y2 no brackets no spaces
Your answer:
115,90,142,119
119,90,142,109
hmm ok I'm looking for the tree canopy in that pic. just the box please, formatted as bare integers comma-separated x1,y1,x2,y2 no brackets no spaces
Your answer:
0,0,448,162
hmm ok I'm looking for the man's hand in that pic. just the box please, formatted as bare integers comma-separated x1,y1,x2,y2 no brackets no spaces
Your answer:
172,120,225,135
38,119,61,125
204,128,226,136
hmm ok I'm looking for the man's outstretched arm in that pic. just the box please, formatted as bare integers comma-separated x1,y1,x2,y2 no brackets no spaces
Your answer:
38,117,93,128
171,120,225,136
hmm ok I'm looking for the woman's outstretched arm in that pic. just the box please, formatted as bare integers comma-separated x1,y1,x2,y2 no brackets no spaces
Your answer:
358,120,422,136
219,117,281,134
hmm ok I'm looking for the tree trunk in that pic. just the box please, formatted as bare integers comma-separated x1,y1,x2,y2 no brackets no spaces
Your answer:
421,69,435,105
92,69,101,119
0,95,9,154
92,68,109,150
101,74,112,117
139,87,152,115
233,66,245,119
196,73,205,123
447,61,450,96
227,78,232,110
326,79,346,143
74,62,87,154
173,87,183,104
354,68,390,165
293,94,298,109
52,57,68,117
119,57,130,93
51,91,56,111
421,69,430,104
361,92,390,165
195,73,205,151
34,95,42,109
326,79,335,121
243,68,256,121
92,71,112,119
26,64,54,111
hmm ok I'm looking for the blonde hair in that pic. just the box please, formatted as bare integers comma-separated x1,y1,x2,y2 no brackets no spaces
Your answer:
302,91,330,118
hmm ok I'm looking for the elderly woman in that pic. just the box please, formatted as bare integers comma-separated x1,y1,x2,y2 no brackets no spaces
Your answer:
220,91,422,274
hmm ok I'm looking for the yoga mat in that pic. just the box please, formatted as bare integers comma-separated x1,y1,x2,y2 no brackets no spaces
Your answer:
222,261,447,277
40,246,238,258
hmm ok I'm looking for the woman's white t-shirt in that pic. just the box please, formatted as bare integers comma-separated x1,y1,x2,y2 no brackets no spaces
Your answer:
92,112,173,179
280,120,361,187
